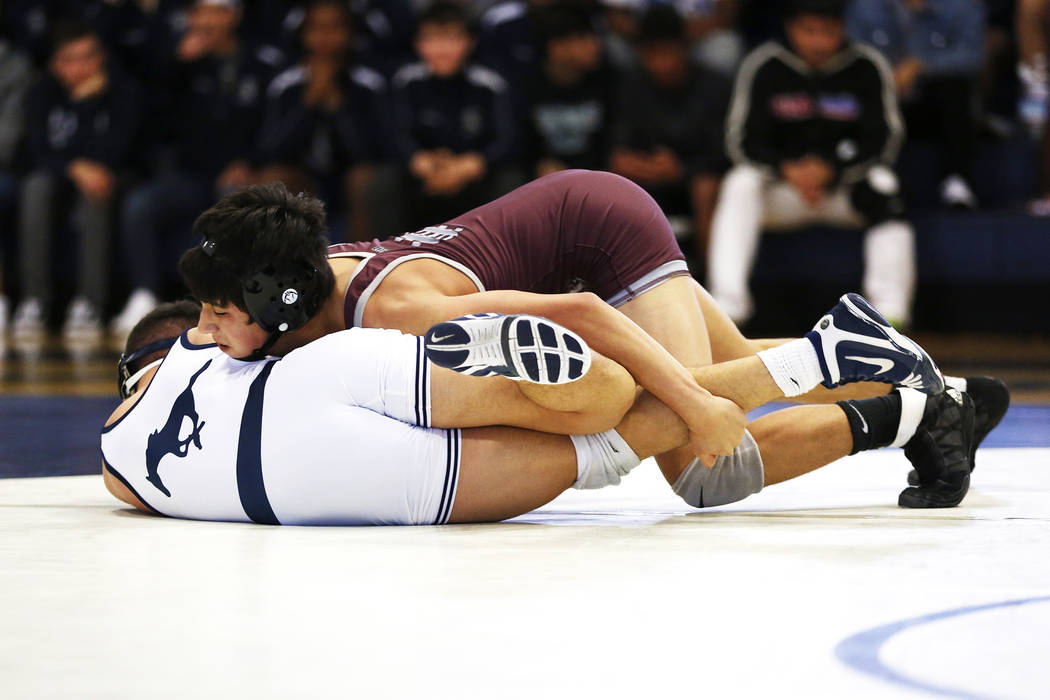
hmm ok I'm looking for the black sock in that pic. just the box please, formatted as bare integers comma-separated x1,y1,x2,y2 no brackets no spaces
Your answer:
836,392,903,455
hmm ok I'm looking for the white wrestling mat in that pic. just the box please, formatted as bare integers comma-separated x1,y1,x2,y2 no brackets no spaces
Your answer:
2,448,1048,700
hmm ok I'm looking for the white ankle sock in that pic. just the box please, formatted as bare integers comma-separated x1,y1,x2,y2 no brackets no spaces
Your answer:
891,388,928,447
944,376,967,393
757,338,825,397
570,429,641,489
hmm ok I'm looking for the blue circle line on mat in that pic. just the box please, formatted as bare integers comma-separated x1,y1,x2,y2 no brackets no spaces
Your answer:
835,595,1050,699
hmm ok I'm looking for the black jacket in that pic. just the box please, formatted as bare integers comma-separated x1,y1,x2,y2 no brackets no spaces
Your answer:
25,70,142,174
611,63,731,177
726,39,903,185
390,62,517,167
257,63,391,174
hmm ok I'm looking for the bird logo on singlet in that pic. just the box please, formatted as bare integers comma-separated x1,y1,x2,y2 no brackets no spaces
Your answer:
144,360,210,497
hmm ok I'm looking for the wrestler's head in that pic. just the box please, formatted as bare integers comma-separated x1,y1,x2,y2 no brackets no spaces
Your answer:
118,300,202,398
178,183,335,359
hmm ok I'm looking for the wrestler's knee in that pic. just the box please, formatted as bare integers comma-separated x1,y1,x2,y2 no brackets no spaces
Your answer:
673,431,764,507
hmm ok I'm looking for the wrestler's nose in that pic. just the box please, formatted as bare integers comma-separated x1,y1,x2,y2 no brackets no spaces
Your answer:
198,305,218,333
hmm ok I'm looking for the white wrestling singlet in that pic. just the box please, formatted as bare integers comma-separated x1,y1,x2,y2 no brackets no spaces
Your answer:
101,328,460,526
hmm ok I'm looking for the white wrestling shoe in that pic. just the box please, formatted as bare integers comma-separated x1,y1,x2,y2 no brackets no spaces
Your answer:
424,313,592,384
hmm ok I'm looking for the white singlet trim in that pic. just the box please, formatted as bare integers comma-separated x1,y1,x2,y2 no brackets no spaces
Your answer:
605,260,691,308
328,251,375,300
352,253,487,328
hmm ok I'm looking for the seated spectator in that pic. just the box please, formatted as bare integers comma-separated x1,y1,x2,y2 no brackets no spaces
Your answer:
475,0,546,97
12,20,142,341
526,6,617,177
1018,0,1050,215
707,0,916,326
0,39,33,335
389,2,523,229
111,0,283,337
270,0,417,75
846,0,987,209
595,0,644,70
675,0,745,76
255,0,393,241
609,5,731,262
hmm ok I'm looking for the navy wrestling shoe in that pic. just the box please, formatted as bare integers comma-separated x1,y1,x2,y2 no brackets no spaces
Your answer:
806,293,945,395
907,376,1010,486
424,313,592,384
898,388,975,508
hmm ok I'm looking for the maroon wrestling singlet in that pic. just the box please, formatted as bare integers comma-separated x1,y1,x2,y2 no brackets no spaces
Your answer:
329,170,690,327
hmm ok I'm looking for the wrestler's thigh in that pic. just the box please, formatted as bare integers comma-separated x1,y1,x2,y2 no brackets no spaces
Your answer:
691,278,763,363
449,426,577,523
616,275,713,367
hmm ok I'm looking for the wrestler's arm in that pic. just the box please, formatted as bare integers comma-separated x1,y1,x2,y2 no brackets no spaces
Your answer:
369,287,745,464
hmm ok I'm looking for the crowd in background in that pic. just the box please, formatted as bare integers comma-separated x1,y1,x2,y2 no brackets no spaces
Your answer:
0,0,1047,341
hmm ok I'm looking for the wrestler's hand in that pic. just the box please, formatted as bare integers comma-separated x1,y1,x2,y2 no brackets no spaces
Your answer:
686,395,747,468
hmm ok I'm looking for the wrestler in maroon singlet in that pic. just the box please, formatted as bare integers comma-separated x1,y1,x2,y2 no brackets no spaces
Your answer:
329,170,690,328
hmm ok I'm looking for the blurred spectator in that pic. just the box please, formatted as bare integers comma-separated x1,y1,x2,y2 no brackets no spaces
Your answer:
0,40,33,333
12,20,142,340
255,0,393,241
979,0,1021,136
609,5,730,261
273,0,417,74
674,0,745,76
390,1,523,228
111,0,283,337
1017,0,1050,214
474,0,548,94
595,0,645,69
846,0,987,209
708,0,916,326
526,6,617,177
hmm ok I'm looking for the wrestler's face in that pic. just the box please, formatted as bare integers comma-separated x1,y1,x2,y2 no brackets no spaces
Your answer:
198,302,269,359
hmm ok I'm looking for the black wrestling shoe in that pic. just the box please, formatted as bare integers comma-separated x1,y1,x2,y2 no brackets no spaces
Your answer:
906,376,1010,486
898,388,975,508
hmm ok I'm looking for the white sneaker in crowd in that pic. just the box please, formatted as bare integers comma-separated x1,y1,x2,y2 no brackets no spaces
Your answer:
12,297,46,338
110,288,159,338
940,174,978,210
63,297,103,341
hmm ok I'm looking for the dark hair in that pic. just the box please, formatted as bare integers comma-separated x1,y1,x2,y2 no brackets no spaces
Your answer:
178,183,335,322
538,6,596,44
417,1,476,36
637,5,685,44
784,0,845,21
50,18,100,55
124,300,202,374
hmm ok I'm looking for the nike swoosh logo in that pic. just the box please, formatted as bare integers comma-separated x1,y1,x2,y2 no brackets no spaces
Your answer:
431,334,456,343
846,403,869,433
844,355,895,376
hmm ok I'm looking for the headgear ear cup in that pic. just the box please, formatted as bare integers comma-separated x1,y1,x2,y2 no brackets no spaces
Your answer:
241,264,318,334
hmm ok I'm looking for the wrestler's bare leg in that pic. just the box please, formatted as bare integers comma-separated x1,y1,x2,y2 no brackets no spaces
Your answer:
449,379,854,523
429,350,637,435
691,278,891,402
616,275,717,486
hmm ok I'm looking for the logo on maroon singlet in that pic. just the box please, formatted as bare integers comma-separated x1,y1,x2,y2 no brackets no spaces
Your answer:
395,225,464,247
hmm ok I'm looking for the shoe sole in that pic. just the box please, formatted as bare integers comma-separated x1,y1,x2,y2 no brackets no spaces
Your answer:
898,474,970,508
425,314,591,384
